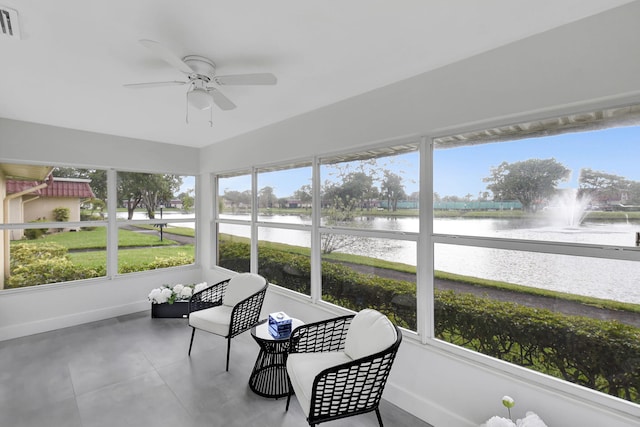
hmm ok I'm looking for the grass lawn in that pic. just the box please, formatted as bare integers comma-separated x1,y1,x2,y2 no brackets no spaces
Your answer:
67,245,195,269
132,224,195,238
11,228,178,250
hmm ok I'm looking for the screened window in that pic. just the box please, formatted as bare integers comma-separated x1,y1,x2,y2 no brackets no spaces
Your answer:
432,105,640,404
0,164,197,290
316,144,420,329
320,146,419,230
116,171,196,273
255,164,312,294
0,165,108,289
218,173,252,219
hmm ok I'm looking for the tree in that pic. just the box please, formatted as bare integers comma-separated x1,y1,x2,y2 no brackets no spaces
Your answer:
380,171,406,211
627,181,640,204
340,172,375,209
483,158,570,212
258,186,278,208
118,173,181,219
578,168,629,205
179,189,194,212
222,190,252,213
293,185,313,208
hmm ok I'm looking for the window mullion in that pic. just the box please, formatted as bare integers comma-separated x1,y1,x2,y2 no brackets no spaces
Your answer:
250,168,258,274
310,156,322,303
107,169,118,277
419,136,433,343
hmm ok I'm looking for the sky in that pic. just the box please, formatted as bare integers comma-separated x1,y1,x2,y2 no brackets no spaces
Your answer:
434,125,640,197
179,176,195,194
198,125,640,200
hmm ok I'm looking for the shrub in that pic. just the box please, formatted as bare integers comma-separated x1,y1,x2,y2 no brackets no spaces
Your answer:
80,212,102,230
53,207,70,222
118,253,194,274
434,290,640,402
24,218,48,240
10,242,68,269
7,257,102,288
218,240,251,272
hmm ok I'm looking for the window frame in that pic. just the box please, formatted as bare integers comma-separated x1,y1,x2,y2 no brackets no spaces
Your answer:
0,165,198,291
428,104,640,408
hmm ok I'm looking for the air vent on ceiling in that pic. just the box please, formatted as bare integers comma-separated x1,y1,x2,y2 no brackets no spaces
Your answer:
0,6,20,39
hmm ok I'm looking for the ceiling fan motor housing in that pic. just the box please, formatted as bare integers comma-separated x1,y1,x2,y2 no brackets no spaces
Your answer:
183,55,216,82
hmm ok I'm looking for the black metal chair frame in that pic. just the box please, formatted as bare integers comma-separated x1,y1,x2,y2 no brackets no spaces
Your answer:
187,277,268,371
285,314,402,427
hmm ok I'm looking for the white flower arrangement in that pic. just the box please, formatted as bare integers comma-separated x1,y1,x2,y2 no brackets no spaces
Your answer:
148,282,208,304
481,396,548,427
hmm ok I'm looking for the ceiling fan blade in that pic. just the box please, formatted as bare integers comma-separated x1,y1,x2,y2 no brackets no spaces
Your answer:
210,89,237,110
124,81,187,89
214,73,277,86
139,39,194,74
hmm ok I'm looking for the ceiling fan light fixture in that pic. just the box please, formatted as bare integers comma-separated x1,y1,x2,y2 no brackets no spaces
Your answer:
187,87,213,110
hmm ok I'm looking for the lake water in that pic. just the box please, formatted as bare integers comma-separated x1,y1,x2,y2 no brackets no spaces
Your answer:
139,212,640,304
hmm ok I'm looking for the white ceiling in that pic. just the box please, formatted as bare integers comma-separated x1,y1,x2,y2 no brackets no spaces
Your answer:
0,0,635,148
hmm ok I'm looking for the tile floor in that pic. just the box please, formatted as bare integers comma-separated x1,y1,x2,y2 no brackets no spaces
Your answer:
0,311,432,427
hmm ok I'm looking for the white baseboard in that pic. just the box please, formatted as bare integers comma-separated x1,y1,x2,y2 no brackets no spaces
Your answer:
0,300,149,341
384,380,474,427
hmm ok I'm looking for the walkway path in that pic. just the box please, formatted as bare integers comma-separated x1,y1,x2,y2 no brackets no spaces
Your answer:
341,261,640,328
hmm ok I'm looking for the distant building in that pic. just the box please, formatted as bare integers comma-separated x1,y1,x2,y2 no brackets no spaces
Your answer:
6,177,94,239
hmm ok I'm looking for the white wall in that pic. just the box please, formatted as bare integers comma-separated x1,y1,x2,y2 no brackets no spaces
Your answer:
198,3,640,427
0,119,198,174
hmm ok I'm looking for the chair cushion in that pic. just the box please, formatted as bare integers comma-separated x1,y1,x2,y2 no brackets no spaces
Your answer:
188,305,233,337
286,352,352,417
222,273,266,307
344,309,397,360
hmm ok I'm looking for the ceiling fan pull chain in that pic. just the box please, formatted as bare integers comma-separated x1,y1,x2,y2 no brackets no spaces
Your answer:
209,105,213,127
185,92,190,124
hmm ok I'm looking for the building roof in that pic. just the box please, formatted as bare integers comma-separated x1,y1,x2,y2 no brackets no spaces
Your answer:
6,178,95,199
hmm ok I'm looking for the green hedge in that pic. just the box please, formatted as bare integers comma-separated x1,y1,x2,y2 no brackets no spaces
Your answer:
435,290,640,402
8,243,104,288
24,218,48,240
219,239,640,403
8,243,193,288
119,253,194,273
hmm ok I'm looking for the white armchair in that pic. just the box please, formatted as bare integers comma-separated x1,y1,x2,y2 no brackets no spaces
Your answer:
187,273,268,371
285,309,402,427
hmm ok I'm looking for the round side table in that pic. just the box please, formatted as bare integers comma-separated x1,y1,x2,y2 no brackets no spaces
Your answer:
249,317,304,398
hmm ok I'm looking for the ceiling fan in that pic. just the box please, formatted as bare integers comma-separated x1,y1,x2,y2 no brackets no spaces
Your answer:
124,39,277,125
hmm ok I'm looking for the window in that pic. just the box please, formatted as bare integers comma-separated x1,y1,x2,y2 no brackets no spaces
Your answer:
319,145,419,329
0,164,197,290
320,146,419,229
218,173,252,219
116,171,196,274
432,105,640,404
0,165,108,289
256,164,312,295
216,172,252,271
214,147,421,328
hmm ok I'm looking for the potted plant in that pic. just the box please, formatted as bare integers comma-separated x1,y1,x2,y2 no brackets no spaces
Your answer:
148,282,209,318
481,396,548,427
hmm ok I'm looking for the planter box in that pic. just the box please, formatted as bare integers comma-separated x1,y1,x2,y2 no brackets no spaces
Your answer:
151,301,190,318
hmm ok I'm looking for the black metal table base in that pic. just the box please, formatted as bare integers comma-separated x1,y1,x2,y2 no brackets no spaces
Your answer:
249,319,297,399
249,352,289,398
